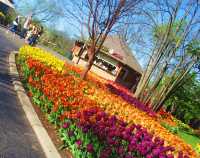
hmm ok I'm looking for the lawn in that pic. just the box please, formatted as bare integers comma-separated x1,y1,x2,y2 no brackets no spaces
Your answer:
178,131,200,153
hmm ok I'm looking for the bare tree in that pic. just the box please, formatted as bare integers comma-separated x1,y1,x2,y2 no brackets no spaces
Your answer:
129,0,200,111
57,0,144,79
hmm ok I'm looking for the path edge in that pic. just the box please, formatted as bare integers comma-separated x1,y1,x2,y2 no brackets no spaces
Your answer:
9,51,61,158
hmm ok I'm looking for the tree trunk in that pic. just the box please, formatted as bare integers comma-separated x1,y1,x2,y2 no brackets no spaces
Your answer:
144,61,168,103
151,60,195,112
76,56,81,64
142,47,175,104
81,44,95,80
134,56,155,98
134,41,170,99
81,58,93,79
158,64,194,107
134,16,178,99
76,43,86,64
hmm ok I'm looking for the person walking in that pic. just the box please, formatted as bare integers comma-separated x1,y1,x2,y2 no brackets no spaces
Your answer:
10,16,20,33
25,24,34,44
28,26,43,46
20,15,32,38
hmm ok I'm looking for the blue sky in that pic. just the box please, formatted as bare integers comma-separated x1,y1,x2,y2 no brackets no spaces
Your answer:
13,0,80,37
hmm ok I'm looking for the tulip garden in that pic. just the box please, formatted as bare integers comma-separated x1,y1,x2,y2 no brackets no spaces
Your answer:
17,45,199,158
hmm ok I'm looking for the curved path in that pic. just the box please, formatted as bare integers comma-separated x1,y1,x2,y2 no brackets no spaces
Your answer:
0,27,45,158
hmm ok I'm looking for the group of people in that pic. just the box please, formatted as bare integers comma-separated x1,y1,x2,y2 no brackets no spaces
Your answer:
24,23,43,45
10,14,42,46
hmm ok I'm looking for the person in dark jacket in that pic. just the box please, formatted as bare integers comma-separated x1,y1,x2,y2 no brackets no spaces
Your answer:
10,16,20,33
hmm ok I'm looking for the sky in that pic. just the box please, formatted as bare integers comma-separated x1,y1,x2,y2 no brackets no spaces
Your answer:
13,0,80,37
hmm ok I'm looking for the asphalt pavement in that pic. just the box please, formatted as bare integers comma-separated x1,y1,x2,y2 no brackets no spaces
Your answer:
0,27,45,158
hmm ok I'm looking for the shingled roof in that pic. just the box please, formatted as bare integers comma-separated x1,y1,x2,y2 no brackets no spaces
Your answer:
103,36,143,74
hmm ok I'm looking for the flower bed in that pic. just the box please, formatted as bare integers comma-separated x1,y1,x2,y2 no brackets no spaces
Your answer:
17,46,197,158
106,82,156,116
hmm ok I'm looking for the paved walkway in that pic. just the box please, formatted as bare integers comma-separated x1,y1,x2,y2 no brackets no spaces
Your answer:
0,27,45,157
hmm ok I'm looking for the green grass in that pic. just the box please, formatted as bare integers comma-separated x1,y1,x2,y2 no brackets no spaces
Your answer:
160,122,200,155
177,131,200,153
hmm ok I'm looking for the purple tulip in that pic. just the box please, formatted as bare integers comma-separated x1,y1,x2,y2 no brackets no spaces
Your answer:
117,146,125,155
125,154,134,158
62,122,70,129
128,143,136,152
76,112,81,118
68,130,74,137
106,83,156,116
178,152,183,158
75,139,82,148
166,154,174,158
86,143,94,153
72,108,180,158
100,150,110,158
146,154,153,158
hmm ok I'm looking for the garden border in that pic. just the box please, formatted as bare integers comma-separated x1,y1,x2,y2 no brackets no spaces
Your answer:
9,51,61,158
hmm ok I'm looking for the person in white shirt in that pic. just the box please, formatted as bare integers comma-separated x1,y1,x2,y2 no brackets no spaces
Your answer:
20,15,32,38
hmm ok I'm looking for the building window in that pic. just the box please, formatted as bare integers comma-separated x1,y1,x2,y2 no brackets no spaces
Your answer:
94,56,117,75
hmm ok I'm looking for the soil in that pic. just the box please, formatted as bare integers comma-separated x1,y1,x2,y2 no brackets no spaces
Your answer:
15,55,73,158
